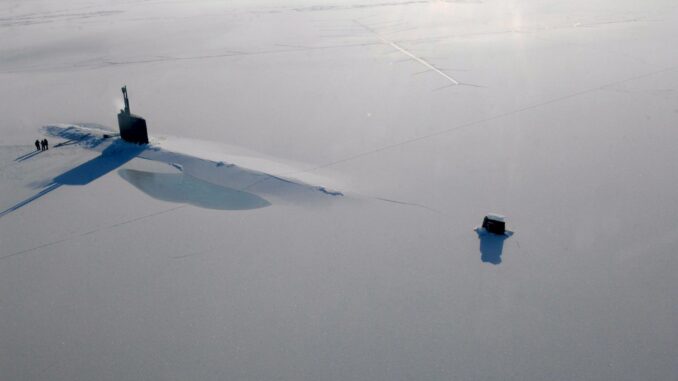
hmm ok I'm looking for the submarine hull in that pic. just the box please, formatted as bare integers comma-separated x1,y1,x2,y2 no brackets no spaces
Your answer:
118,112,149,144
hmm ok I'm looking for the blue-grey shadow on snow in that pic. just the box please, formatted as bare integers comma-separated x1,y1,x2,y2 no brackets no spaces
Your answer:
118,169,270,210
14,149,43,162
0,142,144,218
475,228,513,265
54,143,144,185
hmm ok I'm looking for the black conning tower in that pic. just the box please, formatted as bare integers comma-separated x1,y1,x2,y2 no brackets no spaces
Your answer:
117,86,149,144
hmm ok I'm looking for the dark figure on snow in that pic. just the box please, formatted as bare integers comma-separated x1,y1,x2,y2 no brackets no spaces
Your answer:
35,140,40,151
44,139,48,150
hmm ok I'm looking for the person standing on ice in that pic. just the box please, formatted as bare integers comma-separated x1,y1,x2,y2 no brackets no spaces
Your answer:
34,140,40,151
44,139,48,150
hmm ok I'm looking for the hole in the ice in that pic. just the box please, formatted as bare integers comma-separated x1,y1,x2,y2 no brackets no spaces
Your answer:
118,169,270,210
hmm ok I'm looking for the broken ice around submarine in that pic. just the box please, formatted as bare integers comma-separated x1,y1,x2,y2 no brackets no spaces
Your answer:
41,124,344,207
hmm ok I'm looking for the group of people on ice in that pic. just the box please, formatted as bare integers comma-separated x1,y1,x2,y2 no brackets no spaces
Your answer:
35,139,49,151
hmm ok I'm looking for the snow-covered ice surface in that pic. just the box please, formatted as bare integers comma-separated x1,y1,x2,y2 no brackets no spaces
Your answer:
1,0,678,380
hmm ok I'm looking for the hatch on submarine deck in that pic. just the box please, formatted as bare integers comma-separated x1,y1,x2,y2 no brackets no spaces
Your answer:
117,86,149,144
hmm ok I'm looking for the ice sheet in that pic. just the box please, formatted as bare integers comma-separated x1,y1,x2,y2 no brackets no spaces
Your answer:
1,1,677,380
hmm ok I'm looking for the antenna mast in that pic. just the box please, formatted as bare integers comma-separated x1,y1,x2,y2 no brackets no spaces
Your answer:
121,86,130,114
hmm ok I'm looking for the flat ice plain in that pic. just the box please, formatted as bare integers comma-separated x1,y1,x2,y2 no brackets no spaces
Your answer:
1,1,678,380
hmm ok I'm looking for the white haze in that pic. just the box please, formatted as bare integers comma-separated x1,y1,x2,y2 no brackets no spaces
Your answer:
1,1,677,380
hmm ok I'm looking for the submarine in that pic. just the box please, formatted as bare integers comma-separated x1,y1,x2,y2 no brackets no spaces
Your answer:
117,86,149,144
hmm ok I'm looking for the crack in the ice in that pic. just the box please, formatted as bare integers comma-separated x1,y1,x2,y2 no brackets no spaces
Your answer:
355,20,461,86
0,205,186,260
283,64,678,175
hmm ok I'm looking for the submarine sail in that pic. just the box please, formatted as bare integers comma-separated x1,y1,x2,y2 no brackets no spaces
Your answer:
117,86,149,144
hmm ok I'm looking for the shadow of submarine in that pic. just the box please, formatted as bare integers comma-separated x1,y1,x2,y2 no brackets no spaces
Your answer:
0,142,145,218
1,128,341,218
1,141,272,218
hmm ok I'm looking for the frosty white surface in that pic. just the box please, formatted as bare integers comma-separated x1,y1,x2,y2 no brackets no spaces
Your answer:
1,0,678,380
